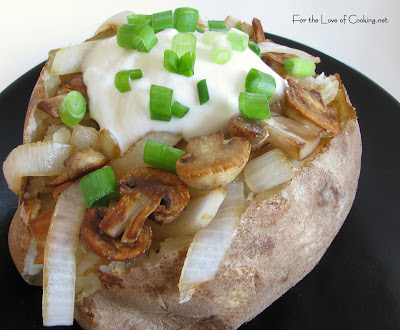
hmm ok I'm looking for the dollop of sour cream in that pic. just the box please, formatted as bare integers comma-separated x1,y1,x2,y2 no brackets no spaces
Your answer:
82,29,286,152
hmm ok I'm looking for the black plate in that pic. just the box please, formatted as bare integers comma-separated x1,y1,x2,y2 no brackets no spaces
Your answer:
1,34,399,329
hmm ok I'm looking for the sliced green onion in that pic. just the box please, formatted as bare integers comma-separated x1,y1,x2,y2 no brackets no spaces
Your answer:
164,50,195,77
202,31,225,47
197,79,209,105
117,24,158,52
150,85,173,121
143,140,185,173
284,58,316,77
196,27,205,33
79,166,120,208
117,24,141,49
127,14,152,26
234,24,243,31
177,52,196,77
59,91,86,126
248,41,261,57
114,69,143,93
164,50,179,73
208,20,227,33
132,24,158,52
238,92,270,120
174,7,199,32
245,68,276,99
152,10,174,33
227,27,249,52
211,38,232,64
171,32,196,57
171,101,189,118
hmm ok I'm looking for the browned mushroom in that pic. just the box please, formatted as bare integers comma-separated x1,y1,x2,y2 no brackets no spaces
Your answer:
63,148,108,180
264,116,321,160
228,113,269,151
284,79,341,134
176,132,251,190
99,192,159,243
98,167,190,244
37,95,65,118
262,53,299,77
56,74,88,101
46,171,70,187
80,206,152,261
37,75,89,118
118,167,190,225
251,18,266,43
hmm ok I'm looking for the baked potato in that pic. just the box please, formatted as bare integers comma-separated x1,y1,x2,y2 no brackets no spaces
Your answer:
4,9,361,329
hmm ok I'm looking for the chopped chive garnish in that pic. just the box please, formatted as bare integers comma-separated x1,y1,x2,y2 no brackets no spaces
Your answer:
202,31,225,47
127,14,152,26
114,69,143,93
171,32,197,57
143,140,185,173
211,38,232,64
152,10,174,33
227,27,249,52
164,50,179,73
284,58,316,77
59,91,86,126
117,24,158,52
234,24,243,31
197,79,209,105
208,20,227,33
150,85,173,121
171,101,189,118
245,68,276,99
117,24,141,49
132,24,158,52
177,52,196,77
174,7,199,32
238,92,270,120
164,50,195,77
196,27,205,33
79,166,120,208
248,41,261,57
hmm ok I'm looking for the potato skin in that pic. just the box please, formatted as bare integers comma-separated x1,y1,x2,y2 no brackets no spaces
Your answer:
8,199,33,277
7,32,361,329
73,85,361,328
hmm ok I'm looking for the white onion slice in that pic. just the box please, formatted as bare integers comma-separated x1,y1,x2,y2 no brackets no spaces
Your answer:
152,187,228,240
288,73,339,105
179,180,244,302
264,116,321,161
99,129,121,159
244,148,295,193
225,16,253,35
3,142,75,194
50,40,101,76
42,182,87,326
315,73,340,105
71,124,101,150
258,41,321,63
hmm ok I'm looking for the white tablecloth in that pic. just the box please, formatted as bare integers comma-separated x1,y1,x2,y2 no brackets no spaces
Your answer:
1,0,399,102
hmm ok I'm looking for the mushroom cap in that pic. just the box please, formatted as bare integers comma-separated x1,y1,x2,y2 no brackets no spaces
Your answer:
80,207,152,261
118,167,190,225
176,131,251,190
